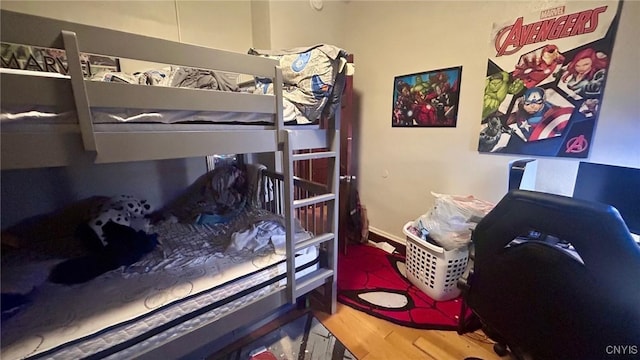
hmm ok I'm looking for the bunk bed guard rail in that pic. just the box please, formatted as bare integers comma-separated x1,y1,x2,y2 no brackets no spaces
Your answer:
1,10,288,164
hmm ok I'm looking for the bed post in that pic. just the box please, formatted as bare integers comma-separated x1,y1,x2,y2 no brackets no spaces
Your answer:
325,97,341,315
282,129,297,304
274,66,285,174
274,66,297,304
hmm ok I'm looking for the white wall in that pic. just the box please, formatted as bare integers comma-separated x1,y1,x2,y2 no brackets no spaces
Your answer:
251,0,272,49
0,1,256,229
176,1,254,52
1,0,254,71
266,0,348,50
337,0,640,243
2,0,638,240
1,0,253,50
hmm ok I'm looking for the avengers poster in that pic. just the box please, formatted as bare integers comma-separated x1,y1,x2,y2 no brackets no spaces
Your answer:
392,66,461,127
478,1,622,158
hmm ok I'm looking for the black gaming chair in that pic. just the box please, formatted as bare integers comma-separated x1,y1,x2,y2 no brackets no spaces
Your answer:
460,190,640,360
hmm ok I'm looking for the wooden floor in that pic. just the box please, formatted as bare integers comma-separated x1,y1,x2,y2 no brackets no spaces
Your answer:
313,303,516,360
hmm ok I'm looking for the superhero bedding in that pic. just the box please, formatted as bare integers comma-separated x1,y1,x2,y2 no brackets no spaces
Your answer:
0,165,319,360
0,44,347,126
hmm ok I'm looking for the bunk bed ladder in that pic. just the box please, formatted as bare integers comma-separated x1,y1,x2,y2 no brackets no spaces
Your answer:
61,30,97,152
280,113,340,315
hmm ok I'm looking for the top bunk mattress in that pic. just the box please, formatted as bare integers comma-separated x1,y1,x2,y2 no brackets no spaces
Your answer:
0,70,314,127
1,44,347,127
0,103,313,127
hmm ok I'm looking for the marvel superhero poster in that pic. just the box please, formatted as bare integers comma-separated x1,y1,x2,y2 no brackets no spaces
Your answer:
478,1,621,158
392,66,462,127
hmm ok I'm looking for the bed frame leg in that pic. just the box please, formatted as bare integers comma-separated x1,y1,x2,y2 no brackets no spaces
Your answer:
330,277,338,314
322,275,337,314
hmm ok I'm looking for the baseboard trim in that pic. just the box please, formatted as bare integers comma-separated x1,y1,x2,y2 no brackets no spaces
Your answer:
368,226,407,255
368,226,406,245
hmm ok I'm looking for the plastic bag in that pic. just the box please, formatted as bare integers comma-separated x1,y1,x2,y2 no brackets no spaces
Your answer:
416,192,495,250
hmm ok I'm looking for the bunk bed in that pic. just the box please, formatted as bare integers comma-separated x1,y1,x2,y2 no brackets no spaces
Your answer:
1,10,346,360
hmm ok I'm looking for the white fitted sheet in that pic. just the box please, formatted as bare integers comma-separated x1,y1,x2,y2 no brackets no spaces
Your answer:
0,93,316,126
0,221,318,360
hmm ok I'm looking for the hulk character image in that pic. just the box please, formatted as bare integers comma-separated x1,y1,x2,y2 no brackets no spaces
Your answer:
482,71,524,120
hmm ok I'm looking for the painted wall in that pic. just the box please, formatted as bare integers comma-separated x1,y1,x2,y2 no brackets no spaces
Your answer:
0,0,255,229
1,0,638,241
337,0,639,243
0,0,254,70
250,0,272,50
266,0,348,50
0,0,254,49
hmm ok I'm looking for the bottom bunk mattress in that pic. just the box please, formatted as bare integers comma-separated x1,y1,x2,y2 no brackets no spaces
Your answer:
1,217,319,360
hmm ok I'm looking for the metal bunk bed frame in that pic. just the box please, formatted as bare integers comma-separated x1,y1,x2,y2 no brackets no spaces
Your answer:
0,10,340,358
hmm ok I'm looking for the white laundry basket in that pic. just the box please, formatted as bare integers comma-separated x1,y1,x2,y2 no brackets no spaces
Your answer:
403,222,469,301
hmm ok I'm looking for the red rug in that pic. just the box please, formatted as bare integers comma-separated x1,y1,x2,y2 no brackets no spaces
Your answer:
337,244,471,330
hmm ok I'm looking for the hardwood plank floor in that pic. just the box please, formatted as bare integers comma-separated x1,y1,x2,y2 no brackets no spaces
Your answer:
313,303,516,360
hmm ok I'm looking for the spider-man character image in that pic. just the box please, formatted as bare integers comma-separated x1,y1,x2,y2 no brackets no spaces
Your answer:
512,44,565,88
337,244,468,329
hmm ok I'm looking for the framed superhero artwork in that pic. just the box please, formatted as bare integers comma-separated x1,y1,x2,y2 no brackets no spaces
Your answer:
477,0,622,158
392,66,462,127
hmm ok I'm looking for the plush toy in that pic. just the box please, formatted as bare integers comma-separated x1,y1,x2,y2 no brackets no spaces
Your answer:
87,195,153,246
50,222,159,285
